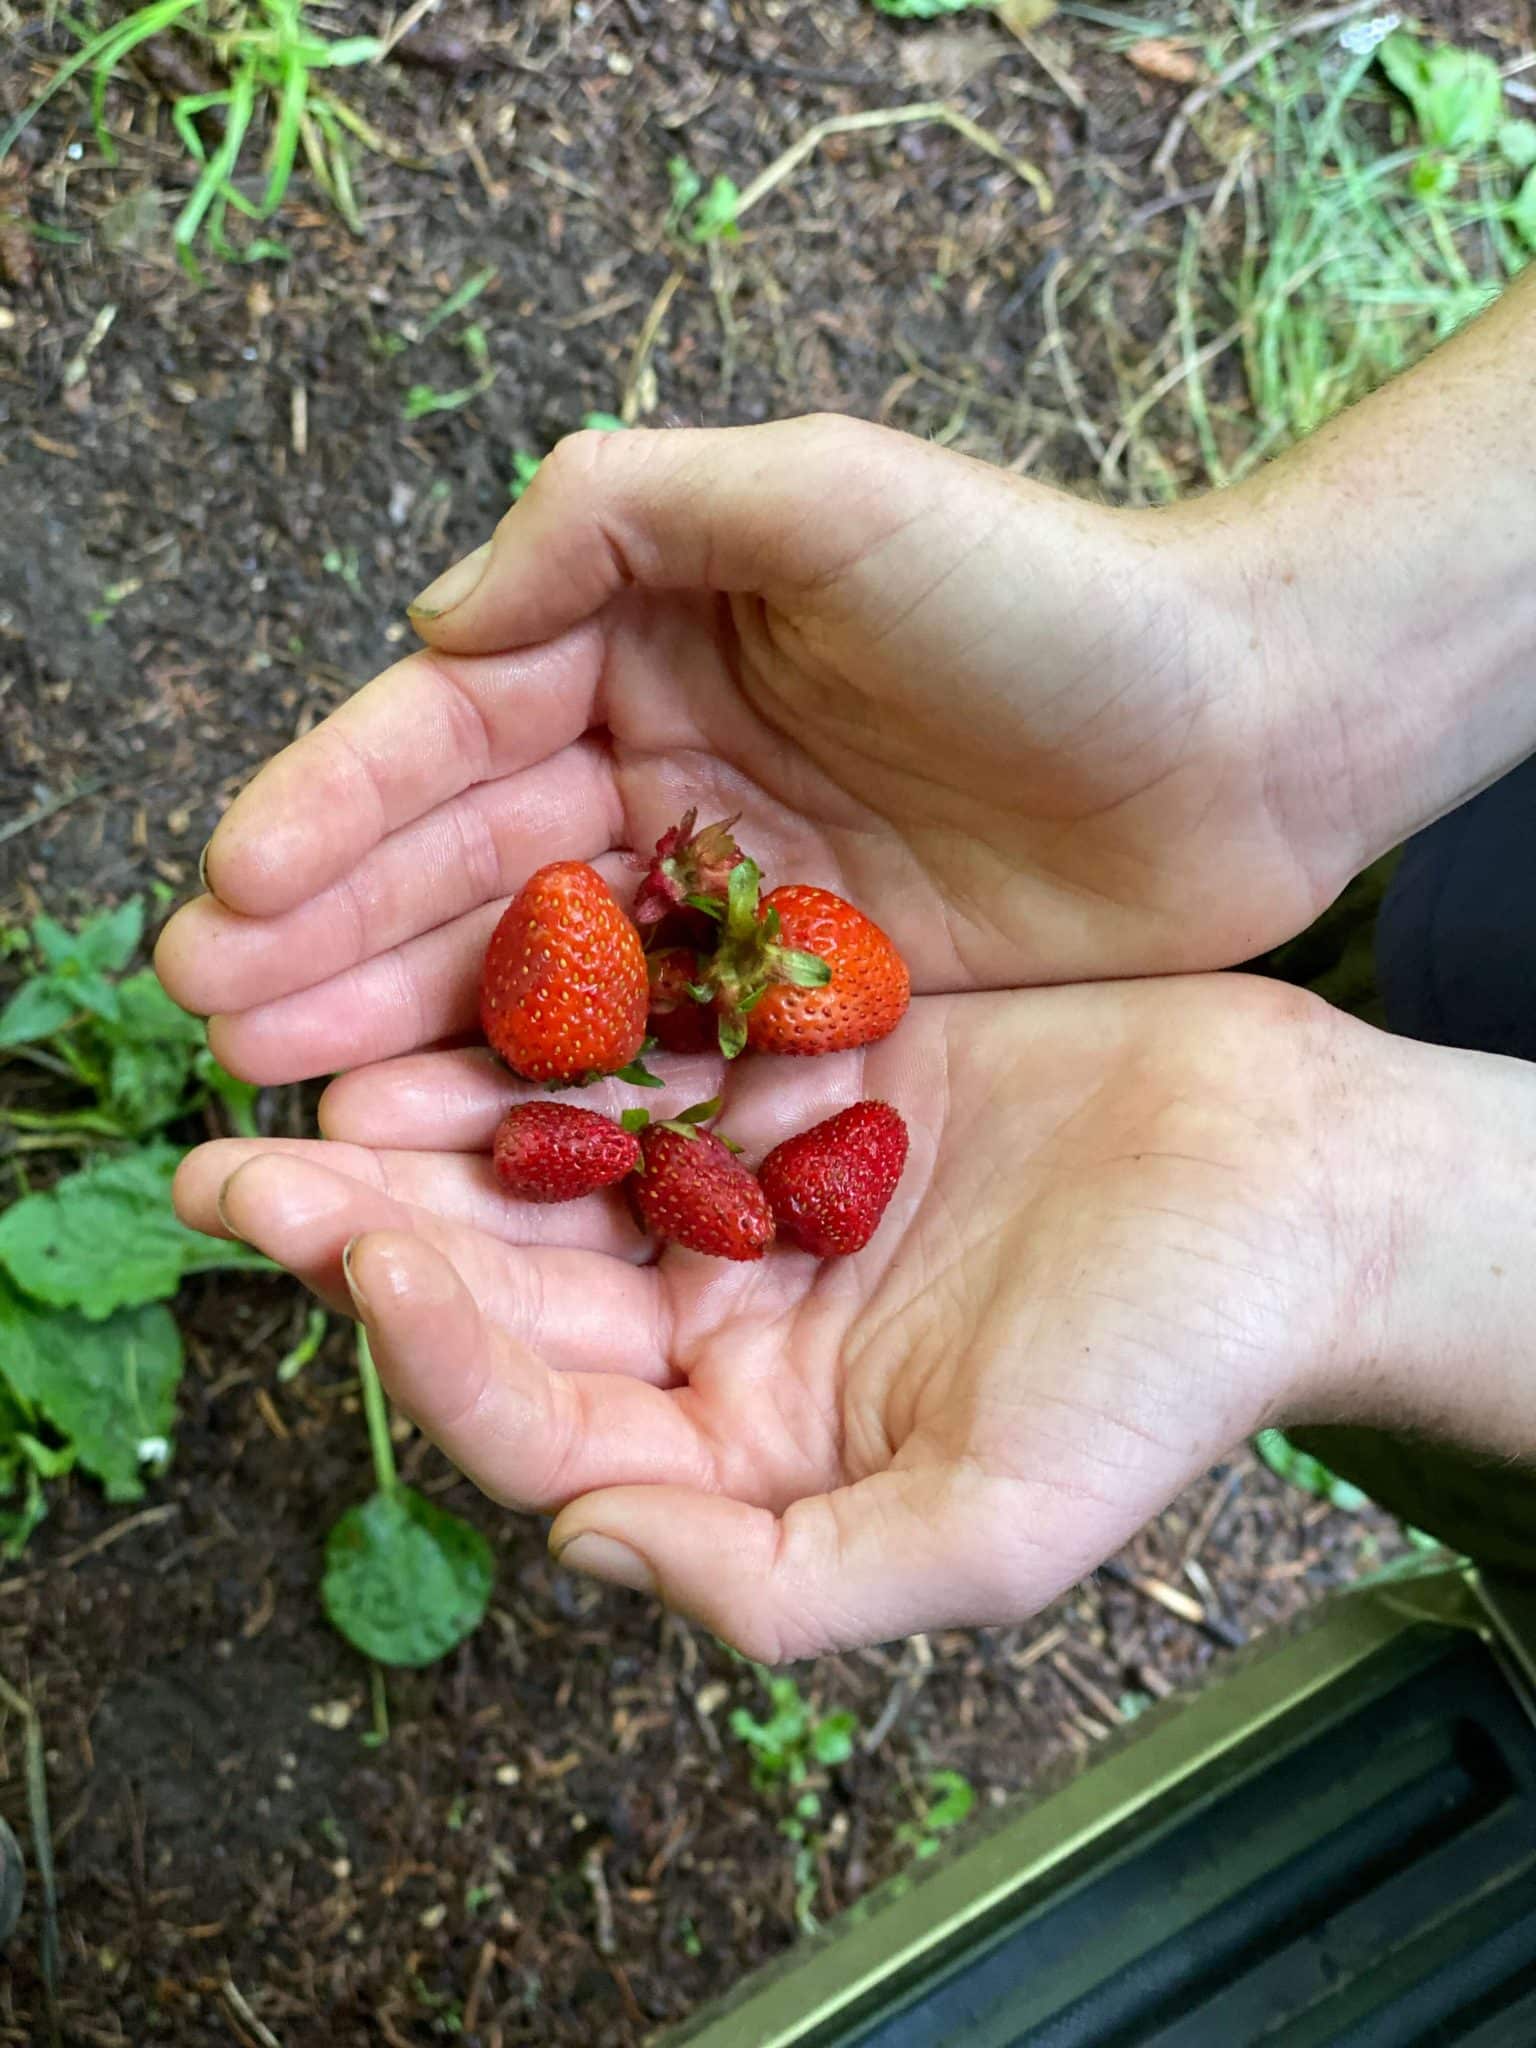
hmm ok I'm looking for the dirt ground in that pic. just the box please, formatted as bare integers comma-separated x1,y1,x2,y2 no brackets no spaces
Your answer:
0,2,1516,2042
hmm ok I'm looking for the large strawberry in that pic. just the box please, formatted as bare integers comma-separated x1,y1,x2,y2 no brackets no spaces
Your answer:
627,1102,774,1261
705,862,910,1058
760,1101,909,1256
480,861,649,1085
632,809,745,929
493,1102,640,1203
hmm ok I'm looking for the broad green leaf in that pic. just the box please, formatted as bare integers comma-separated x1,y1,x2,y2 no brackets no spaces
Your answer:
1499,119,1536,171
0,1143,270,1318
0,977,78,1048
1379,35,1503,156
0,1280,183,1501
322,1486,494,1666
1514,168,1536,251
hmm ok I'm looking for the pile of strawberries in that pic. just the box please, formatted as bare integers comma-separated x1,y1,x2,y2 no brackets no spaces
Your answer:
478,812,912,1261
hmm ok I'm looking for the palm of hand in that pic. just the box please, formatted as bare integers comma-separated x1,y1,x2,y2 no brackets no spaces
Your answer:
177,975,1347,1656
156,420,1321,1089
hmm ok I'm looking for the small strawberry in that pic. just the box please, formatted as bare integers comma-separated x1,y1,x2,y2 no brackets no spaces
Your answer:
492,1101,641,1204
705,862,910,1058
632,809,746,929
627,1101,774,1261
760,1101,909,1256
480,861,650,1085
646,946,718,1056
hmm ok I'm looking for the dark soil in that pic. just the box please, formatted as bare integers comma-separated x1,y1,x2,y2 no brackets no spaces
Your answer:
0,2,1506,2042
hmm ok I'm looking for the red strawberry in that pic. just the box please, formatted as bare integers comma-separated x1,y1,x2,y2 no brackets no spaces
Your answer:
480,861,649,1085
760,1101,909,1256
632,809,745,929
646,947,717,1056
630,1112,774,1261
704,863,910,1058
493,1102,641,1204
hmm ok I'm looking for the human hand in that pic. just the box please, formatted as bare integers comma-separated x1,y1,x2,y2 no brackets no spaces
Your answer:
155,418,1341,1083
171,972,1498,1660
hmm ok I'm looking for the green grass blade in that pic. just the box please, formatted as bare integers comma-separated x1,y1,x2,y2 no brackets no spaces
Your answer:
175,63,253,248
0,0,198,160
261,49,307,216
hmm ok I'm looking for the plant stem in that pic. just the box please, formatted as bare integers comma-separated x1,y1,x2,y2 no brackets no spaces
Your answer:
354,1329,397,1497
0,1673,60,2048
370,1660,390,1745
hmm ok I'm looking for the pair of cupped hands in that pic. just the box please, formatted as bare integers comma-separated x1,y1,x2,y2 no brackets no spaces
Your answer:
157,417,1407,1661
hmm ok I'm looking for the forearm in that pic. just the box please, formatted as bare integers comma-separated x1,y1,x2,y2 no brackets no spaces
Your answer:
1193,268,1536,882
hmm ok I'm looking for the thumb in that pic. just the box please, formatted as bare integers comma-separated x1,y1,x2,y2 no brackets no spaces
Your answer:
548,1467,1047,1663
403,415,1000,656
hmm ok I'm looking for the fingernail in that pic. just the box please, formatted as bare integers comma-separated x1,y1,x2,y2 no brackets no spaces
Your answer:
198,839,213,892
408,540,492,620
554,1532,657,1597
341,1235,369,1314
216,1174,243,1238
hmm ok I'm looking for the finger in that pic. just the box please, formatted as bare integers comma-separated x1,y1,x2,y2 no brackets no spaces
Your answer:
158,737,619,1017
549,1466,1040,1662
408,416,933,654
174,1139,645,1260
347,1232,715,1508
204,851,636,1085
208,1156,669,1380
318,1046,725,1151
202,627,604,919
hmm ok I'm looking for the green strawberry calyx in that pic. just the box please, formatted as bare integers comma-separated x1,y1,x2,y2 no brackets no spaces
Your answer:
699,861,831,1059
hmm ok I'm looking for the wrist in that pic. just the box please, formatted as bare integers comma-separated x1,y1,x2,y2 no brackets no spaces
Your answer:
1171,277,1536,888
1298,1019,1536,1461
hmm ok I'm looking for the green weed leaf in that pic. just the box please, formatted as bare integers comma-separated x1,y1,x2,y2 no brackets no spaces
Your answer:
0,1144,270,1318
1498,119,1536,171
1379,34,1503,156
102,972,205,1134
0,978,79,1048
194,1047,261,1136
35,899,144,976
1254,1427,1370,1512
810,1711,857,1768
688,175,741,243
322,1486,494,1666
0,1280,183,1501
922,1769,975,1831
